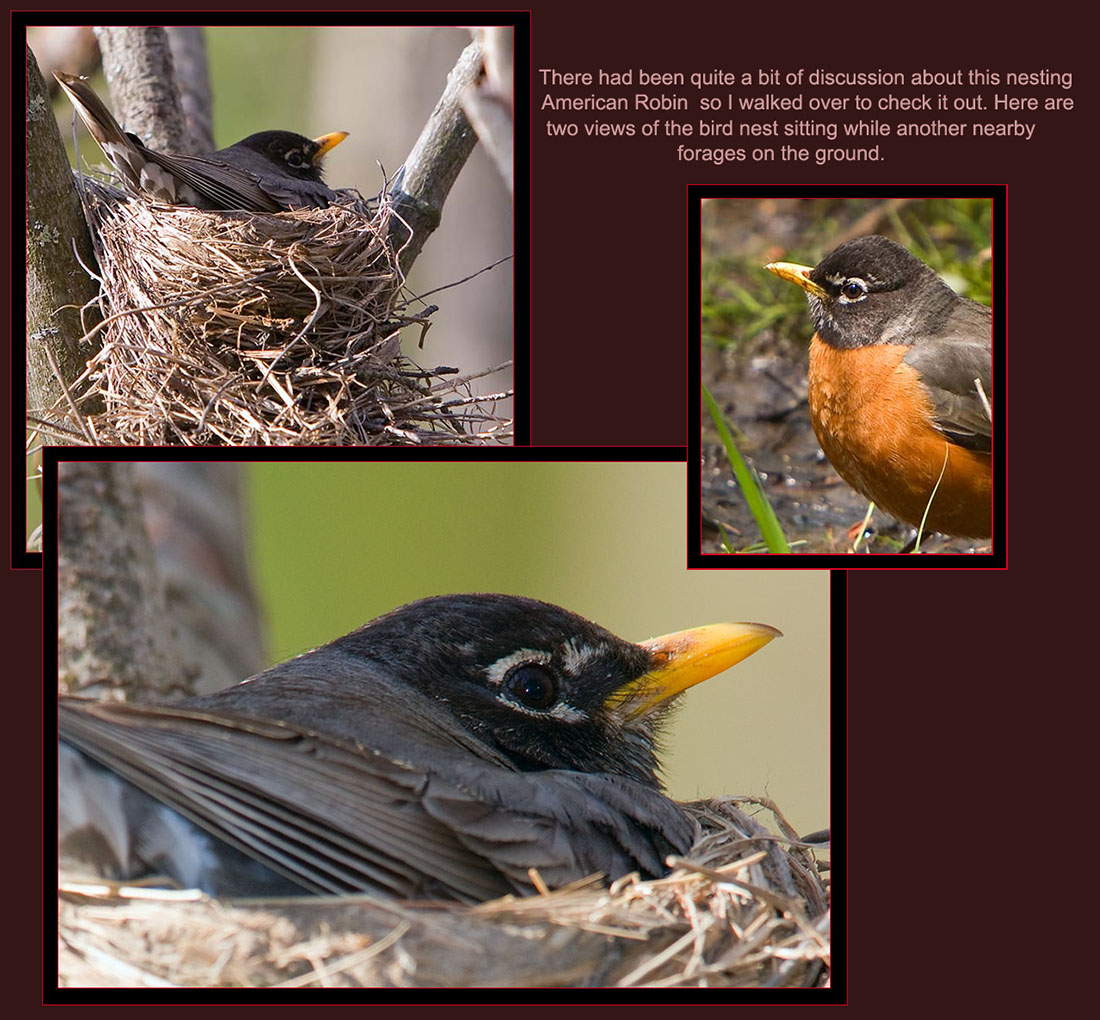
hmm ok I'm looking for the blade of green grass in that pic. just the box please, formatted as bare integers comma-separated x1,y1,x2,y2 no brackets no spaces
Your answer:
702,382,790,554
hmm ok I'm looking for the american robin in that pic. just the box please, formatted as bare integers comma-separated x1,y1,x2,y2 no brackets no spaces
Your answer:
765,235,992,539
59,593,780,901
54,71,348,212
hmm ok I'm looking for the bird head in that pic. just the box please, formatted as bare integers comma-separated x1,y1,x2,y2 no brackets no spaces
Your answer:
329,594,780,788
767,234,957,349
229,130,349,185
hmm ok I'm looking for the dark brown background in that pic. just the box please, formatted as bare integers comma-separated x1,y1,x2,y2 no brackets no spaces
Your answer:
21,7,1090,1002
531,14,1078,452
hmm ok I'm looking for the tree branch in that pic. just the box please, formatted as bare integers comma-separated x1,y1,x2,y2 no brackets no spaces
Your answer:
389,39,483,274
94,25,193,153
58,462,190,701
25,44,100,431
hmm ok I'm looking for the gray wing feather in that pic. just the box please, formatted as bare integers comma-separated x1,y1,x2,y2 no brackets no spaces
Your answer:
902,300,992,452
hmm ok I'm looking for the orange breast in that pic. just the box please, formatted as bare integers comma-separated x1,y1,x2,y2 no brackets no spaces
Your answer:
808,337,992,538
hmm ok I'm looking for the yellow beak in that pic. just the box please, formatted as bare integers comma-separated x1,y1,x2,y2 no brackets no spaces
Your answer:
765,260,827,300
312,131,349,161
606,622,782,722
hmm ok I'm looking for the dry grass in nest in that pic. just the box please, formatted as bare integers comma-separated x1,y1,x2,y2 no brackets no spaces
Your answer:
58,796,829,988
48,178,512,446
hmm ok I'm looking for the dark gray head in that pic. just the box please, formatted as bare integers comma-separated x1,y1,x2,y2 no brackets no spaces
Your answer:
805,235,961,349
328,594,664,783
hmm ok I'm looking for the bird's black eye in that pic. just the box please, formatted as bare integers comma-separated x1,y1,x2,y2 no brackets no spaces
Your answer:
285,149,308,169
840,279,867,301
505,664,558,710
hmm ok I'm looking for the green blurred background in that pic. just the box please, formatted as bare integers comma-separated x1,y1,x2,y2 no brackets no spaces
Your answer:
247,463,831,836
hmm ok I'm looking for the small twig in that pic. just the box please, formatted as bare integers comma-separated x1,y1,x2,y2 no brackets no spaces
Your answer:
413,255,513,302
259,254,325,385
272,921,411,989
975,376,992,421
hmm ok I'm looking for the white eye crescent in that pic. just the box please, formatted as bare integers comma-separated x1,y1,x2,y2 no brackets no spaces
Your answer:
839,278,868,303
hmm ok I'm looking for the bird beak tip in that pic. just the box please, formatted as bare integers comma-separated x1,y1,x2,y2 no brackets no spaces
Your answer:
609,621,781,722
312,131,350,160
765,261,826,300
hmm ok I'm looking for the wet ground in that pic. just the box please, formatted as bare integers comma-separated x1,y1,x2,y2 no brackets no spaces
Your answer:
701,345,988,555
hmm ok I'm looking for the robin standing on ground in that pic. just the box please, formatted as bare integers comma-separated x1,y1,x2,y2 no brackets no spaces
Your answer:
59,594,781,901
54,71,348,212
766,235,993,539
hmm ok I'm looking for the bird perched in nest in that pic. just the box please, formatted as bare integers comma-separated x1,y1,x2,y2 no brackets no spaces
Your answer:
59,594,780,902
54,71,348,212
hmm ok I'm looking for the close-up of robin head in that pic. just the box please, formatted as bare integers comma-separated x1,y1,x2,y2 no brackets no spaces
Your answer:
766,234,993,542
54,71,348,211
59,593,781,902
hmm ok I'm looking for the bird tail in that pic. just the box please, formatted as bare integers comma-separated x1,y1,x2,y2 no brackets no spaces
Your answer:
54,72,146,192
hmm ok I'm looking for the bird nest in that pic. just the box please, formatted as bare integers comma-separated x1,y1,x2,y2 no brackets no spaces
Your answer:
57,796,830,988
53,178,512,446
